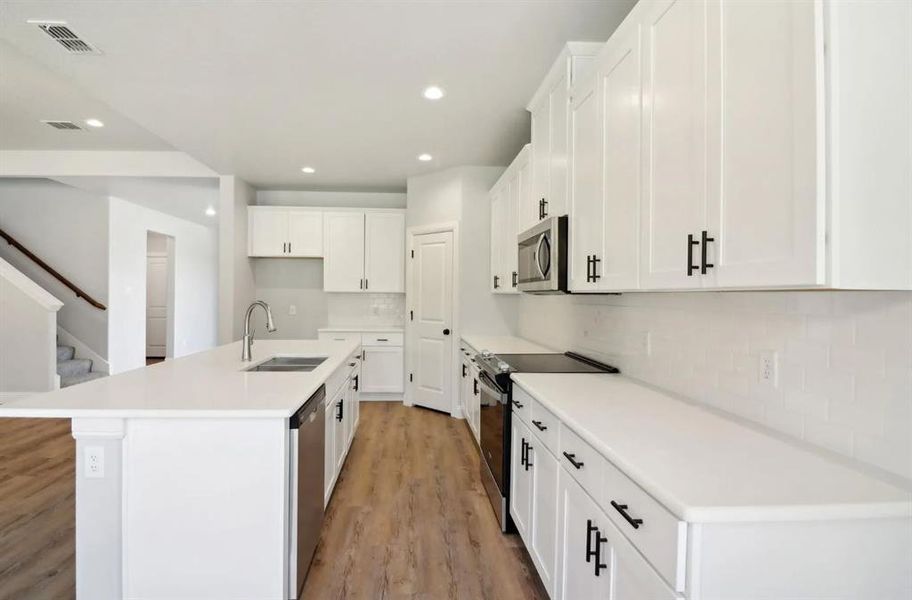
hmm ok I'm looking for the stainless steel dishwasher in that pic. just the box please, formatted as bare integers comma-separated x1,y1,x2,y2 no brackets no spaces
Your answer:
288,384,325,599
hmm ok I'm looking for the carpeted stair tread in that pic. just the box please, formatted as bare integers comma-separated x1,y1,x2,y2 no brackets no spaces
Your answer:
57,358,93,378
61,371,106,388
56,345,75,361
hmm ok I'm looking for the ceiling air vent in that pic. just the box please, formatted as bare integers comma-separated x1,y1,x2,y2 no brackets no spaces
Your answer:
31,21,101,54
42,120,83,130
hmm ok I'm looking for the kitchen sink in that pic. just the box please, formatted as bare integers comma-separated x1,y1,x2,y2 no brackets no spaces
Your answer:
245,356,328,372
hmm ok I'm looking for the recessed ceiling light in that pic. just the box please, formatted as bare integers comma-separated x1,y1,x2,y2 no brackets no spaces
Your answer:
205,206,217,217
423,86,445,100
301,166,316,174
418,153,433,162
84,118,104,128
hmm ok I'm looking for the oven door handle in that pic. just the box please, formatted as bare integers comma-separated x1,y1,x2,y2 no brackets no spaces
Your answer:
477,371,507,404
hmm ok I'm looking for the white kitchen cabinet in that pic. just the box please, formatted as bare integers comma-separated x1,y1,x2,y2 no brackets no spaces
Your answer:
556,472,613,600
323,210,406,293
323,212,366,292
248,207,323,257
360,346,404,394
365,211,405,292
526,42,604,229
489,145,528,294
323,395,336,507
459,350,480,445
510,417,533,542
607,515,682,600
332,385,346,475
528,436,560,596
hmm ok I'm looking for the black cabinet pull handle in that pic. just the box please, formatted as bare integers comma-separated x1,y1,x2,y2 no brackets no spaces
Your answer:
520,438,527,467
512,271,518,287
360,278,364,289
288,242,292,253
542,198,548,219
336,400,343,421
376,338,388,341
687,233,700,276
562,451,584,469
585,519,597,563
611,501,644,529
462,364,467,378
594,531,608,576
586,255,592,282
701,230,715,274
532,420,547,431
353,375,359,392
511,399,524,410
524,441,532,471
538,198,543,220
591,255,601,281
473,379,478,395
493,274,500,289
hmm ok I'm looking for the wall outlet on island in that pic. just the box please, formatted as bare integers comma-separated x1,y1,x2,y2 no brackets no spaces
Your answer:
288,305,297,316
84,446,105,479
758,351,778,387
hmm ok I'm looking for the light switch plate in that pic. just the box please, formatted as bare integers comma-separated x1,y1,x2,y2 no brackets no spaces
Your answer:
759,351,778,387
289,305,297,316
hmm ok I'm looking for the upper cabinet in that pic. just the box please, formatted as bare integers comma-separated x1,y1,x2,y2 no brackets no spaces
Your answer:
489,145,529,294
248,207,323,257
562,0,911,292
525,42,604,233
249,206,405,293
323,210,405,293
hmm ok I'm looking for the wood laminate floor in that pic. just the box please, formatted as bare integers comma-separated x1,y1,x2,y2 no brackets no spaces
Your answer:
303,402,548,600
0,418,75,600
0,403,545,600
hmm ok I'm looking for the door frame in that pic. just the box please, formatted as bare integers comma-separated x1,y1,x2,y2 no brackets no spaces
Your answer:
404,221,460,416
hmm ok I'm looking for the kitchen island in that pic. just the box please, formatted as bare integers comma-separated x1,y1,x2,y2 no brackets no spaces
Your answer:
0,339,362,600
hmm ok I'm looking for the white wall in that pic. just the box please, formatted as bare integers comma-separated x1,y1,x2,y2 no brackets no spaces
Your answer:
218,175,257,343
406,166,518,336
0,257,62,394
108,198,218,374
518,291,912,482
0,178,109,356
251,190,407,337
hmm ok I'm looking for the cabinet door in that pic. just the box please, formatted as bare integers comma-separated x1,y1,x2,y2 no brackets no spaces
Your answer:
365,212,405,292
529,441,560,596
569,73,604,292
470,364,481,445
323,212,365,292
599,21,643,291
639,0,708,290
490,186,507,292
324,401,336,506
556,471,612,600
548,72,570,219
352,367,361,430
248,209,287,257
505,169,523,293
287,210,323,257
343,378,354,450
510,418,533,542
333,393,346,473
360,346,404,393
606,517,683,600
530,95,551,225
705,0,823,288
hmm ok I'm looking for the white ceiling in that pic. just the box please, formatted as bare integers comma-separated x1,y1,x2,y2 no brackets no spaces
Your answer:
52,176,220,227
0,1,636,192
0,40,172,151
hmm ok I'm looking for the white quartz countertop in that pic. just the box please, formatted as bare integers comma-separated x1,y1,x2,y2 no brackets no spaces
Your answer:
460,334,553,355
318,326,404,333
0,339,359,419
511,373,912,523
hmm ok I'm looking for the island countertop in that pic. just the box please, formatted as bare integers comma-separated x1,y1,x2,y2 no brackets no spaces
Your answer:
0,339,359,419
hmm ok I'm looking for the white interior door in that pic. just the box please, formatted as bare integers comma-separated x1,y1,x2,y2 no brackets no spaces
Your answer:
146,255,168,358
410,230,454,414
323,212,365,292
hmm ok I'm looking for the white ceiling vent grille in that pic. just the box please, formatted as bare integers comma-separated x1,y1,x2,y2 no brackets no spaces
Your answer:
42,120,83,130
31,21,101,54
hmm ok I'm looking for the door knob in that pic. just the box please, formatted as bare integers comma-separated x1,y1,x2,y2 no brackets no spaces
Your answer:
443,328,450,335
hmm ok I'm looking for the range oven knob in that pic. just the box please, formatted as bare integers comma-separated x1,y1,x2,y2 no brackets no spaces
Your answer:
497,362,510,373
481,350,493,358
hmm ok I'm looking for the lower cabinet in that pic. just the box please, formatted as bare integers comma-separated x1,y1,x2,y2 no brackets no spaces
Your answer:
323,356,361,508
361,345,404,393
556,472,612,599
461,356,481,445
510,418,533,540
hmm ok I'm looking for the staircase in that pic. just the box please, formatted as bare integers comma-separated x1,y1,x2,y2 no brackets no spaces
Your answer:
57,343,106,388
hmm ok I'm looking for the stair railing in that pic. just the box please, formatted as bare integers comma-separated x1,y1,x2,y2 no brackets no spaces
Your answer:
0,227,107,310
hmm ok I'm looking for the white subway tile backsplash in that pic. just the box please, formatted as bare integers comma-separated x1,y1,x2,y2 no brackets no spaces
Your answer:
518,291,912,481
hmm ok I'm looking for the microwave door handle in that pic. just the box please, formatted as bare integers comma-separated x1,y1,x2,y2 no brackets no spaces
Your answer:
535,234,548,279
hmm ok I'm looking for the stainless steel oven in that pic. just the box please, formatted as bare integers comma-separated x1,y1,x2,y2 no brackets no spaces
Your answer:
517,215,568,293
478,369,511,532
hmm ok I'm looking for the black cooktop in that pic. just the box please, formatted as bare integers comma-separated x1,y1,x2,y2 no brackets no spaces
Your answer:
496,352,619,374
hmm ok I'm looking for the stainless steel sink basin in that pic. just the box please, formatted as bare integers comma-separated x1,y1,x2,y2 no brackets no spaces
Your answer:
245,356,327,372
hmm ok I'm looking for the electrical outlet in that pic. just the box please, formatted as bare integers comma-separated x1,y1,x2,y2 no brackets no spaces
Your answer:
759,351,778,387
288,305,297,316
84,446,105,479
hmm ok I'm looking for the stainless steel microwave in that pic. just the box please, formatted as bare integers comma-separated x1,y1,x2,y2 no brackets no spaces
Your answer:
516,215,568,293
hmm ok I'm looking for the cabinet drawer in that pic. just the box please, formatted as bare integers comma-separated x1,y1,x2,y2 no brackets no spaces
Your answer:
558,424,605,495
510,382,533,426
318,331,361,344
361,332,404,346
529,398,559,456
601,458,687,592
325,358,357,401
